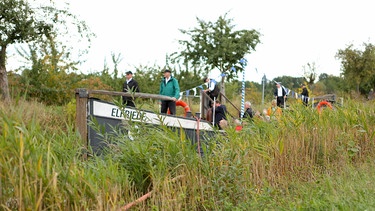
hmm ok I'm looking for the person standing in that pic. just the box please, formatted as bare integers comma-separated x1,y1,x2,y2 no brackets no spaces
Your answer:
203,76,220,108
159,69,180,115
122,71,139,107
274,82,287,108
301,84,309,106
213,100,227,130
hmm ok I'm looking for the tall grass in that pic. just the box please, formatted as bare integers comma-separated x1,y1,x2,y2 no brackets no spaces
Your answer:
1,98,375,210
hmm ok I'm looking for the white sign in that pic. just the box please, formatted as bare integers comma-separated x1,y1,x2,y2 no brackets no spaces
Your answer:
92,100,213,130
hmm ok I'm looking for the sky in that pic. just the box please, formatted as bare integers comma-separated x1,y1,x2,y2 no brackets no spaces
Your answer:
8,0,375,83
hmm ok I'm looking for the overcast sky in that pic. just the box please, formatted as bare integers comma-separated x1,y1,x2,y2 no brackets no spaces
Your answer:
9,0,375,83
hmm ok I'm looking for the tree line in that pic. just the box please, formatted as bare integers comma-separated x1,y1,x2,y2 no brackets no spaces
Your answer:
1,0,374,106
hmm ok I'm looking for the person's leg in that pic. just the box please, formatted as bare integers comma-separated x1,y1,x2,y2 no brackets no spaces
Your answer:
276,97,281,107
303,98,306,106
277,97,284,108
168,101,177,115
161,101,168,114
280,97,285,107
125,100,135,107
122,96,126,105
208,94,214,108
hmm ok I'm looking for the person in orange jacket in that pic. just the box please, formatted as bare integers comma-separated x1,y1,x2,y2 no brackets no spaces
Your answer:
267,99,282,120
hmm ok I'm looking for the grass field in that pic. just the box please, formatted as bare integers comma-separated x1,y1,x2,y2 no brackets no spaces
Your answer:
1,97,375,210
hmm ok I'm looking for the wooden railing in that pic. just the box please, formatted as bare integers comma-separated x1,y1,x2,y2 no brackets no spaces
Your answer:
200,91,241,122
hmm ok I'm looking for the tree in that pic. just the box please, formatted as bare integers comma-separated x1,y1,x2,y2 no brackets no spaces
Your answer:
302,62,318,85
174,13,261,100
273,76,304,91
0,0,93,102
316,73,345,94
336,43,375,94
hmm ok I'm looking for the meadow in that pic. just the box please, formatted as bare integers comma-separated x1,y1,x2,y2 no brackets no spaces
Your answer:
1,97,375,210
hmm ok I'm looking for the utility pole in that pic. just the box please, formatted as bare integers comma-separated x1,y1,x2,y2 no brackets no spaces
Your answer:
262,74,267,105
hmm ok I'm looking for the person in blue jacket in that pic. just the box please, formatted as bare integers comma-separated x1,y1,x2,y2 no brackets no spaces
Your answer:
159,69,180,115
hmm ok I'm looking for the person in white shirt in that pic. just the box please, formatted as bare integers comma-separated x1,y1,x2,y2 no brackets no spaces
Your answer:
273,82,286,108
203,76,220,108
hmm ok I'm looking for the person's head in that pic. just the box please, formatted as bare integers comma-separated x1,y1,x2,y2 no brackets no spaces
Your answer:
163,69,171,78
203,76,209,83
245,101,251,109
301,84,306,88
125,71,133,80
219,119,228,129
276,82,281,88
271,99,277,106
234,119,241,126
215,100,221,106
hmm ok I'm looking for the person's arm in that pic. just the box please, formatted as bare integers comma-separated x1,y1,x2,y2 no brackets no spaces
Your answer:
208,81,215,91
134,81,140,92
173,79,180,100
123,82,127,92
282,87,287,99
159,80,163,95
215,105,223,114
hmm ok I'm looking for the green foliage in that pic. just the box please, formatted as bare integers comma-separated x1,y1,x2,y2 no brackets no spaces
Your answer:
0,0,93,101
315,73,346,95
15,42,85,105
273,75,305,90
175,13,261,81
1,97,375,209
336,42,375,94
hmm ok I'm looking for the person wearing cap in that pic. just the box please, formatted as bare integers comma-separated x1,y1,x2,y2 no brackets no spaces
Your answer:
122,71,139,107
159,69,180,115
274,82,287,108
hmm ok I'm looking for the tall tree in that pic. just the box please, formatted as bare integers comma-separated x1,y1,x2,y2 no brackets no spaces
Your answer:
336,43,375,94
174,13,261,100
0,0,93,102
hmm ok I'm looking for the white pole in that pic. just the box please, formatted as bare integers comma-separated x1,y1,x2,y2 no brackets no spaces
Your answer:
240,69,245,120
212,97,216,126
239,58,247,120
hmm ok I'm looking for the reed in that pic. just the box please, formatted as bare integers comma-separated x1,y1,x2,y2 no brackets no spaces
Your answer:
1,98,375,210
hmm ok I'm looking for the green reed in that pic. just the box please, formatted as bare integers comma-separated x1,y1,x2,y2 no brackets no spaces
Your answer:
1,98,375,210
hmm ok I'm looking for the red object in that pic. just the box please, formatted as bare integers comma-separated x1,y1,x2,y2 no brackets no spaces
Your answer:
235,125,243,131
316,101,333,113
167,100,190,116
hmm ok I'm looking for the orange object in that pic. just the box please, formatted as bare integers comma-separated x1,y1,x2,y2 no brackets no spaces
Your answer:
316,101,333,113
167,100,190,116
267,106,282,117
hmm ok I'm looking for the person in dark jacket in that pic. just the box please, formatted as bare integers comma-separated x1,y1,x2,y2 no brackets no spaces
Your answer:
159,69,180,115
213,100,227,130
203,76,220,108
301,84,309,106
274,82,287,108
242,101,254,119
122,71,139,107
